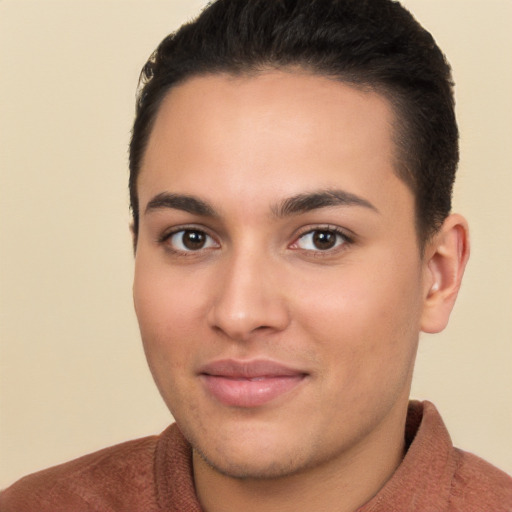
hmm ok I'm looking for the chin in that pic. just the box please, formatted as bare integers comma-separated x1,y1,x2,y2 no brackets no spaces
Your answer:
193,443,313,480
183,416,315,480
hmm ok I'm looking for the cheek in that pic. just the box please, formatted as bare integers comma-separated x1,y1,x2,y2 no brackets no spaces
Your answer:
133,260,201,378
134,251,207,332
133,266,205,419
294,253,423,375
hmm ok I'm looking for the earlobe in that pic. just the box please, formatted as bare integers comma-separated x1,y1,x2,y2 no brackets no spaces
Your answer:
420,213,470,334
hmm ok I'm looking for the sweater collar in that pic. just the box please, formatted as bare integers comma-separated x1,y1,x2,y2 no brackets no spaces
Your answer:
356,400,456,511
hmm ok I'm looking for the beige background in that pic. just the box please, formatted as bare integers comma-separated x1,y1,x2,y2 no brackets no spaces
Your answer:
0,0,511,488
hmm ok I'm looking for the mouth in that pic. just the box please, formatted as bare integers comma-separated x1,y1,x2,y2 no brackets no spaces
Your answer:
198,359,308,408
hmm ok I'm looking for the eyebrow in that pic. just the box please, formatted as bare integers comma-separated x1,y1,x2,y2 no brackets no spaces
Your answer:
145,192,217,217
144,188,378,218
271,189,379,217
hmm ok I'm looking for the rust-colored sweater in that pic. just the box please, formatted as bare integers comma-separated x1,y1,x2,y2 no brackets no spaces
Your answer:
1,401,511,511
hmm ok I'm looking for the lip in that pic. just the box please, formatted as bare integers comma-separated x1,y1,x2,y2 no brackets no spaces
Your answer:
198,359,308,408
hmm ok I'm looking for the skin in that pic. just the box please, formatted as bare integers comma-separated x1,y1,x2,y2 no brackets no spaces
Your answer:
133,71,469,512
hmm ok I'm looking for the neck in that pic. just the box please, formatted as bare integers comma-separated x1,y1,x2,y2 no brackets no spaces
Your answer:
193,402,408,512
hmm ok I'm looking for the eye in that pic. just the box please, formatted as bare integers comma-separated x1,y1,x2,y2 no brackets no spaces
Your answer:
167,229,218,252
293,229,347,251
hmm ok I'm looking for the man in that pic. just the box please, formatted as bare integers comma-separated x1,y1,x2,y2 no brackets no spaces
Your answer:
1,0,511,510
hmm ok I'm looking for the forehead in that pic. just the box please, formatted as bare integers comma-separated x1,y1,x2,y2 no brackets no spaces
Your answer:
139,71,412,221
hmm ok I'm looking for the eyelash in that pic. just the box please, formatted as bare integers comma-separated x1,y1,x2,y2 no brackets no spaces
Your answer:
158,225,354,256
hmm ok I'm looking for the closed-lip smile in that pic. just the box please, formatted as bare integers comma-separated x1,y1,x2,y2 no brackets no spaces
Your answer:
198,359,308,407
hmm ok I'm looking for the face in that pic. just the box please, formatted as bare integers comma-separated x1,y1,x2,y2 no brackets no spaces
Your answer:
133,71,430,479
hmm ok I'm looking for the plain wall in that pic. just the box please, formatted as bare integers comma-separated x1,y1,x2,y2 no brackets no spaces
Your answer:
0,0,511,488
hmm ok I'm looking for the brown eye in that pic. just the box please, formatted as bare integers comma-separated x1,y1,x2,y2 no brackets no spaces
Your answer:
182,230,206,250
312,231,337,250
169,229,217,252
295,229,346,251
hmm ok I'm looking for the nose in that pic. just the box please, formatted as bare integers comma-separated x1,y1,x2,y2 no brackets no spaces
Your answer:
207,249,291,341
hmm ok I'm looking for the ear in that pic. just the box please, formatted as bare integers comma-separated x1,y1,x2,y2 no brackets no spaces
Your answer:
420,213,470,334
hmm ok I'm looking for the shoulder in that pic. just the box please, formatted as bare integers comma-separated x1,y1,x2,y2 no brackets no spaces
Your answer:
0,434,161,512
449,448,512,512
